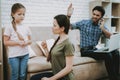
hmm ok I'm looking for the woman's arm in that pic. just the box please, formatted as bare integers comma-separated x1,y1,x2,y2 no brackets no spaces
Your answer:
41,41,49,57
47,56,74,80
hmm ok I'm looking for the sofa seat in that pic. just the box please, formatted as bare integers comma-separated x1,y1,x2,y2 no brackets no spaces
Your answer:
73,56,98,66
28,55,100,73
28,56,51,73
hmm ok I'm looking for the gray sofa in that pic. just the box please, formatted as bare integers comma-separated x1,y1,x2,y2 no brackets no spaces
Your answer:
27,27,108,80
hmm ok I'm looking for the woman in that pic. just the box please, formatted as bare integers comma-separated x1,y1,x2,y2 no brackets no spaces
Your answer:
30,14,75,80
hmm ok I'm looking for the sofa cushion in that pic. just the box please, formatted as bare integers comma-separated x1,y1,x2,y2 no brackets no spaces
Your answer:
28,56,51,73
28,46,37,58
73,56,97,66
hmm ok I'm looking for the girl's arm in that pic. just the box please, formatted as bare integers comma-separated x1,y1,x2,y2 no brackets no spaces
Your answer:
24,35,32,46
4,35,22,46
49,56,74,80
4,35,32,47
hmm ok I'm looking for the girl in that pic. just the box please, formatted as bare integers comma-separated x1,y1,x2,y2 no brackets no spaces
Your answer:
30,14,75,80
4,3,32,80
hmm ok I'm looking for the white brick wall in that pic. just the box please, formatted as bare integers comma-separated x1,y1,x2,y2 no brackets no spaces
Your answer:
1,0,94,27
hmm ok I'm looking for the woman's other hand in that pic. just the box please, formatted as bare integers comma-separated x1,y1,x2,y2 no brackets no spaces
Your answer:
41,41,47,49
41,77,49,80
41,77,57,80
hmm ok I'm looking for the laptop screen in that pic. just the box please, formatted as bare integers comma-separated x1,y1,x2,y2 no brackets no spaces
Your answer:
108,33,120,51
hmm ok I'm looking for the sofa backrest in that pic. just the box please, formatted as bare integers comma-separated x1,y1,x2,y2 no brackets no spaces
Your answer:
30,27,57,41
30,27,57,56
30,27,80,56
2,26,81,57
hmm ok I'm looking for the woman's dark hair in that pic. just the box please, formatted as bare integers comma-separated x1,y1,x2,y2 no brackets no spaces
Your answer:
47,14,70,61
92,6,105,17
54,14,70,34
47,36,60,61
11,3,25,40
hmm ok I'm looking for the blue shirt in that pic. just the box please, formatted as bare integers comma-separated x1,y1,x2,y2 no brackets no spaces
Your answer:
72,19,108,48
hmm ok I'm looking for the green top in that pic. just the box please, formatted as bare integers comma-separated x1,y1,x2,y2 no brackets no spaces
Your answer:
51,39,75,80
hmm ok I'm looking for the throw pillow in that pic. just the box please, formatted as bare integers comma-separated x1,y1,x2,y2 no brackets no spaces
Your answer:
28,46,36,58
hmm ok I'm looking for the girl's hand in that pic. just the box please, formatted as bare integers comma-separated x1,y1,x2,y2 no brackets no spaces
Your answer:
18,41,25,47
18,41,28,47
23,41,28,46
99,18,105,29
41,41,47,49
67,3,74,16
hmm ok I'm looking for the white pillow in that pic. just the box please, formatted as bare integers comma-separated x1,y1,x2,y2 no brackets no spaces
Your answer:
28,46,36,58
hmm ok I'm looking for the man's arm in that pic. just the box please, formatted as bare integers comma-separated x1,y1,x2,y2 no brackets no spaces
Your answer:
99,19,112,38
67,3,78,30
67,3,74,19
100,27,112,38
67,3,82,30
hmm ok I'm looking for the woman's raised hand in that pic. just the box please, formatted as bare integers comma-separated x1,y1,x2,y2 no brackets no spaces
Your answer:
41,41,47,49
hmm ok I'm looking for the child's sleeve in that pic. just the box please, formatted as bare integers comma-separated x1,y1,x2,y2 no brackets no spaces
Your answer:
4,26,11,37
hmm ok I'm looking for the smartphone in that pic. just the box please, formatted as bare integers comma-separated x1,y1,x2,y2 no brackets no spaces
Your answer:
99,18,104,25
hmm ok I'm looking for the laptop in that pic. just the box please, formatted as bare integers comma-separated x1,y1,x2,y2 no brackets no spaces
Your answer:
94,33,120,53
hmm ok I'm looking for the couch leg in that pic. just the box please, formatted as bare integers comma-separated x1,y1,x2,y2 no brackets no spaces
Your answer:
27,73,30,80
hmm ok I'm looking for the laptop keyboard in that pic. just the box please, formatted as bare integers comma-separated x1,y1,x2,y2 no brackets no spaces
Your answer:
103,48,109,51
94,47,109,52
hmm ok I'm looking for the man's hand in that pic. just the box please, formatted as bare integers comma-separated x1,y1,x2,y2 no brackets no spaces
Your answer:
99,18,105,29
67,3,74,17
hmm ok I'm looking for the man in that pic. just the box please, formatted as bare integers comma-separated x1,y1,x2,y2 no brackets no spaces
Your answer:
67,3,119,80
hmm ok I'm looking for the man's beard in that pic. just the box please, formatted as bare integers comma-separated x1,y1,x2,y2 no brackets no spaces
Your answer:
92,18,101,25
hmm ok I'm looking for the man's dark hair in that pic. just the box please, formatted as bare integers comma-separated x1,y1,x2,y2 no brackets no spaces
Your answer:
92,6,105,17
